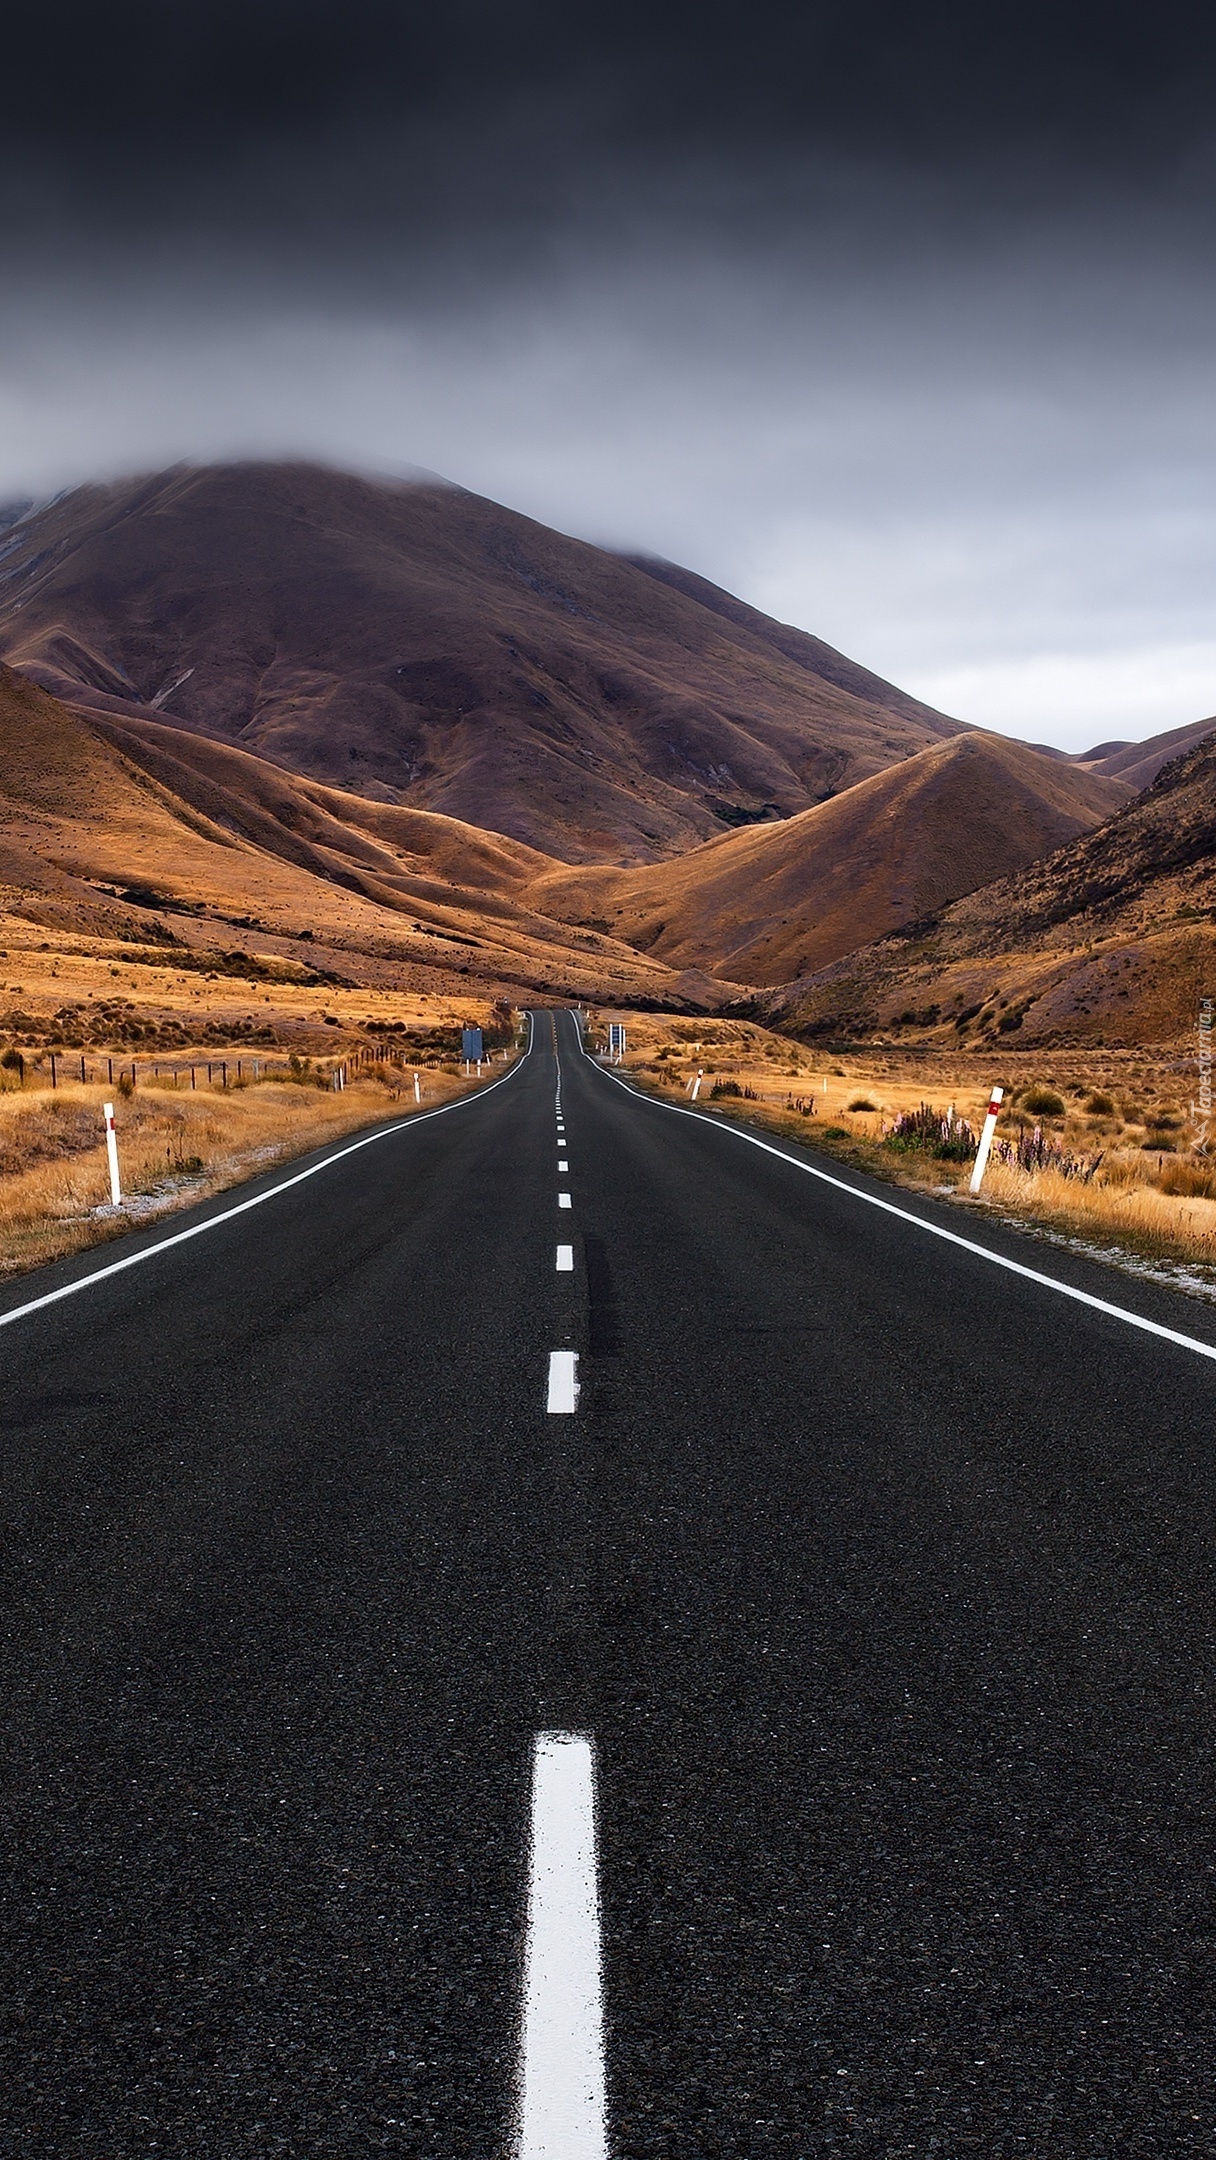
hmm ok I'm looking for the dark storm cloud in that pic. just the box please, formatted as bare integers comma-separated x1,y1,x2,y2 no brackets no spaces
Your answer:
4,2,1216,747
8,1,1216,258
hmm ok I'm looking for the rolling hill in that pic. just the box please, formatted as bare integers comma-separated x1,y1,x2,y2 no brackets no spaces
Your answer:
0,663,722,1010
0,462,962,865
758,728,1216,1048
524,731,1128,984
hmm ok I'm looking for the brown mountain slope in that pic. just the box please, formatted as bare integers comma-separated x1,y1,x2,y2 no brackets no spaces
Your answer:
0,462,961,864
525,732,1128,985
0,663,722,1009
1076,715,1216,793
760,729,1216,1047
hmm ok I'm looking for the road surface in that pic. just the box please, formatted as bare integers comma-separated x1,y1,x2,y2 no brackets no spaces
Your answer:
0,1008,1213,2156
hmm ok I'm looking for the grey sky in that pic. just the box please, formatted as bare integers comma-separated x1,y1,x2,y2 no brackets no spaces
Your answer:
3,2,1215,750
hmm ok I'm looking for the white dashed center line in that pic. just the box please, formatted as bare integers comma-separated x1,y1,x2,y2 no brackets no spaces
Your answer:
556,1244,574,1272
546,1350,579,1413
517,1732,606,2160
558,1193,572,1210
558,1158,569,1172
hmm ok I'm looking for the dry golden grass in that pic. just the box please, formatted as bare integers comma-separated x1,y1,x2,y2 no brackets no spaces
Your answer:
0,866,530,1284
0,1062,509,1282
0,904,510,1060
980,1157,1216,1268
593,1007,1216,1281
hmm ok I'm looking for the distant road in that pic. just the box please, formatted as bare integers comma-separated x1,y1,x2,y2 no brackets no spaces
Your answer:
1,1010,1213,2156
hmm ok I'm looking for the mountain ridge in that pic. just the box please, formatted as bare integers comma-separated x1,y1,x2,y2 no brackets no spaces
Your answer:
0,460,963,866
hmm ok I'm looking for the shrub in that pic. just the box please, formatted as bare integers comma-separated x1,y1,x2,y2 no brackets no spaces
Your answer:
710,1079,741,1098
1084,1090,1115,1115
820,1124,849,1139
848,1096,877,1112
1157,1159,1216,1199
1021,1085,1065,1116
884,1103,977,1161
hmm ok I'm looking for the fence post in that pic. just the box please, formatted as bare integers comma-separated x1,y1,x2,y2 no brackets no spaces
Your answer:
50,1053,57,1089
969,1085,1004,1195
103,1101,122,1204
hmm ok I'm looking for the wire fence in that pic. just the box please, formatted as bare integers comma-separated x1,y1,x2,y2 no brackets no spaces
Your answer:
0,1043,467,1094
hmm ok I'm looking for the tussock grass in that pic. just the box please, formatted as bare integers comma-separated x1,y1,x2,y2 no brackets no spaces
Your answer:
595,1005,1216,1285
0,1065,498,1282
981,1157,1216,1268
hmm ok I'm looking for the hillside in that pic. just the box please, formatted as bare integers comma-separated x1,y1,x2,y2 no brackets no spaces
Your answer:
525,731,1127,984
759,729,1216,1047
1076,715,1216,793
0,663,721,1011
0,462,961,864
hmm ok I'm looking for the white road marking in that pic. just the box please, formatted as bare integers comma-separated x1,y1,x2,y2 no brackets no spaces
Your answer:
0,1046,533,1337
517,1732,606,2160
558,1158,569,1171
585,1032,1216,1366
556,1244,574,1272
559,1193,572,1210
546,1350,579,1412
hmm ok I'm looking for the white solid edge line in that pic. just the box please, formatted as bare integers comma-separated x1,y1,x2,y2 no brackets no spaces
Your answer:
558,1193,572,1210
556,1244,574,1272
547,1349,579,1412
0,1024,535,1335
573,1014,1216,1366
517,1731,606,2160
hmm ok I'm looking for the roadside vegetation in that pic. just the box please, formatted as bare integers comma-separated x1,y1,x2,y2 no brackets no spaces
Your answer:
0,972,523,1281
589,1009,1216,1289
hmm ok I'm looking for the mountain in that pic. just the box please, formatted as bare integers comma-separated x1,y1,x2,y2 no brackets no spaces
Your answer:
0,662,722,1010
0,462,961,865
759,728,1216,1047
1075,716,1216,793
523,731,1128,985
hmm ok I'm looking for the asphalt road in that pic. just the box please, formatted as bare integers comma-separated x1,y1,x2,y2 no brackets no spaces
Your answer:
1,1007,1214,2158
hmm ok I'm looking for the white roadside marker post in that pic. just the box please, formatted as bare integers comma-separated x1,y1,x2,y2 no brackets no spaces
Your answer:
690,1069,704,1101
413,1071,421,1104
103,1101,122,1205
969,1084,1004,1195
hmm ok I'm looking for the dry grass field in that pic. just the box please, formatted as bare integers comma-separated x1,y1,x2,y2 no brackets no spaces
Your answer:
592,1009,1216,1286
0,1060,507,1282
0,897,517,1280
